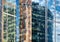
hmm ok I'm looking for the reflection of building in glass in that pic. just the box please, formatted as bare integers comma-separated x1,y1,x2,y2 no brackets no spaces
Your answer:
20,0,32,42
47,8,53,42
1,0,17,42
16,0,20,42
0,0,54,42
32,2,53,42
0,0,2,42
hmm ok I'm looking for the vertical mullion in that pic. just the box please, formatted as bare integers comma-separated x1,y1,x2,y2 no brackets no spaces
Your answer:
54,0,56,42
6,1,8,42
6,2,8,41
45,0,48,42
14,3,16,42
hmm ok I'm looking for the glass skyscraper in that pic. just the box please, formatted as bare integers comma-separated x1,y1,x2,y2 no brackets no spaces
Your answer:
0,0,20,42
0,0,60,42
20,0,32,42
32,2,53,42
3,0,16,42
0,0,2,42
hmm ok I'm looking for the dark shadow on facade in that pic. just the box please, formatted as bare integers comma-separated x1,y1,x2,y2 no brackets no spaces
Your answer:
32,2,53,42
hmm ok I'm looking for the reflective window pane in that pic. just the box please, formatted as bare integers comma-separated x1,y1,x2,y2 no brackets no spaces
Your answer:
56,0,60,42
32,0,45,42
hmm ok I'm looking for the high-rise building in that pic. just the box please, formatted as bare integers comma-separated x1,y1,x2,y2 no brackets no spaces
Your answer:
0,0,32,42
20,0,32,42
1,0,19,42
32,2,53,42
0,0,3,42
0,0,54,42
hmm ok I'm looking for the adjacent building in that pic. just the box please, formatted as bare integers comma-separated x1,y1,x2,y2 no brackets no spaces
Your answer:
0,0,32,42
1,0,18,42
0,0,53,42
20,0,32,42
0,0,3,42
32,2,53,42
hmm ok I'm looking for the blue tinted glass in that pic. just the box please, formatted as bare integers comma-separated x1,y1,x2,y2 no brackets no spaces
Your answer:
56,0,60,42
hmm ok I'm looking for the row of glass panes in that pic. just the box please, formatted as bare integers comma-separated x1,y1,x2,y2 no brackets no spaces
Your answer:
3,5,16,15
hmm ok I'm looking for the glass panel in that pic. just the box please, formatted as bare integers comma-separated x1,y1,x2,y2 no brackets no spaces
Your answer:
6,0,16,4
3,14,16,42
0,0,2,22
2,0,17,42
3,14,8,42
56,0,60,42
0,0,2,6
3,0,16,15
32,0,45,42
4,14,7,32
8,15,16,42
47,0,55,42
0,0,2,42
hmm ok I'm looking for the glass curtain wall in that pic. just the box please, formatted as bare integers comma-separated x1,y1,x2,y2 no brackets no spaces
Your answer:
16,0,20,42
47,0,54,42
55,0,60,42
32,0,46,42
3,0,16,42
48,0,60,42
32,0,60,42
0,0,2,42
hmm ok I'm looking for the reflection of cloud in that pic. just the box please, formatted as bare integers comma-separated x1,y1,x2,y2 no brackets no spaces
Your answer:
32,0,39,2
56,0,60,1
39,0,45,6
7,0,16,4
49,0,60,42
32,0,45,6
56,4,60,6
51,5,55,8
32,0,60,42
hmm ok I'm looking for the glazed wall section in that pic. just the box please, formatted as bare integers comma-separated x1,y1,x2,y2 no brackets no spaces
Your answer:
20,0,32,42
0,0,2,42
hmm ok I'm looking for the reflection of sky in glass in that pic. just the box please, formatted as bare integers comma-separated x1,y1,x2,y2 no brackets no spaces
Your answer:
6,0,60,42
6,0,20,42
32,0,45,6
56,0,60,42
16,0,20,42
6,0,16,4
32,0,39,2
32,0,60,42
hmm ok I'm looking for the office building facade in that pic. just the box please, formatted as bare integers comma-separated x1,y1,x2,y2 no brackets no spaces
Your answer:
1,0,60,42
1,0,19,42
0,0,3,42
20,0,32,42
0,0,32,42
32,2,53,42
